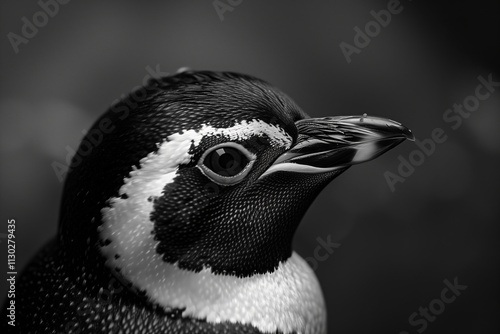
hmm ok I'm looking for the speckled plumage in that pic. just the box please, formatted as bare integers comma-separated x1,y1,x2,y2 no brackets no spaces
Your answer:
2,70,412,333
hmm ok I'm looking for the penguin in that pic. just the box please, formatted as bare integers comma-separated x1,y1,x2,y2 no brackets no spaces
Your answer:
3,70,413,333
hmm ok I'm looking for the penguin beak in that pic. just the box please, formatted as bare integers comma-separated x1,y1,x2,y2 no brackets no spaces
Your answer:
262,115,414,176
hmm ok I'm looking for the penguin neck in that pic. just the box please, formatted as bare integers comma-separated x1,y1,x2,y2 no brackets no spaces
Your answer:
124,252,326,333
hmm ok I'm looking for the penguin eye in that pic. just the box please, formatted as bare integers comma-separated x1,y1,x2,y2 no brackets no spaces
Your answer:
205,147,248,176
198,142,256,185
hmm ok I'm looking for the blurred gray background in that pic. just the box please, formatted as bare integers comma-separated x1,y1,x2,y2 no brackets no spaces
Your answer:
1,1,499,333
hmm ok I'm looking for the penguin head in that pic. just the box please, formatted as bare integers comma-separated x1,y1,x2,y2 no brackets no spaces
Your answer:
60,70,413,279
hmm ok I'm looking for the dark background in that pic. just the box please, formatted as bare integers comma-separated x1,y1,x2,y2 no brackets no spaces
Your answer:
1,1,499,333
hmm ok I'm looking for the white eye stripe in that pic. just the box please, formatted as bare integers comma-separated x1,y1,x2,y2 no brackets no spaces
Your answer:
196,120,292,149
165,120,292,166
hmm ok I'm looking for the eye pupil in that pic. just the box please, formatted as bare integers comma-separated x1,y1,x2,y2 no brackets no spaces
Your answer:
205,147,249,177
220,154,231,169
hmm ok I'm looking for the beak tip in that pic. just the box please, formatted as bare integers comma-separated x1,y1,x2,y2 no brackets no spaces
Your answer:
404,128,415,142
381,118,414,142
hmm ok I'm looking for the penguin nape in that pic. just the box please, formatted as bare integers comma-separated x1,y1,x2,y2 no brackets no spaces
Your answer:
5,70,414,333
